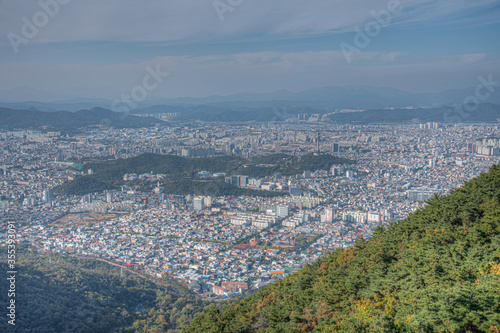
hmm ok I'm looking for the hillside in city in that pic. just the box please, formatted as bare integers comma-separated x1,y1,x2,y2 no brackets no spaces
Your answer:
0,107,165,130
161,180,285,198
0,247,208,333
184,165,500,332
235,154,356,178
55,154,245,195
55,153,354,196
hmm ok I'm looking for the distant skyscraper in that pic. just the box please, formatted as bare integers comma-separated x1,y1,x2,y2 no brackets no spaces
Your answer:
316,132,320,153
251,140,259,152
276,205,289,218
325,208,333,222
162,199,174,210
24,198,36,206
42,189,53,203
194,197,205,211
82,194,92,203
173,196,186,206
239,175,248,187
330,166,341,176
275,142,281,153
225,176,240,186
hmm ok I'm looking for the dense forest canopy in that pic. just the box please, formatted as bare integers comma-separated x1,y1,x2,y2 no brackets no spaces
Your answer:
0,248,212,333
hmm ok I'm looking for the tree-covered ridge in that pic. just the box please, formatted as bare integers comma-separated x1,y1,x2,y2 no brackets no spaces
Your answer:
0,107,165,130
55,154,246,195
238,154,355,177
327,103,500,124
0,248,206,333
55,153,355,195
183,165,500,332
83,154,246,181
161,180,285,198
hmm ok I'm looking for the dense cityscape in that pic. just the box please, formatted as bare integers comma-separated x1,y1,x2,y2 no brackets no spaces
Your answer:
1,120,499,299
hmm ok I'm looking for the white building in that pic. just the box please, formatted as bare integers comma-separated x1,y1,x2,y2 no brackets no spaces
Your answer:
194,197,205,211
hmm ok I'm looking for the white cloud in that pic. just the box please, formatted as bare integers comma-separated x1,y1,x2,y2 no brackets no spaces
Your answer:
0,1,497,97
450,53,488,64
400,0,500,26
0,0,498,46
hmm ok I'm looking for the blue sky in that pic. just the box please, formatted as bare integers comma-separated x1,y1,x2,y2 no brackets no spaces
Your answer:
0,0,499,100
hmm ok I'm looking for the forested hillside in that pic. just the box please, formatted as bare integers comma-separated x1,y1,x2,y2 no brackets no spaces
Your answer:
0,248,208,333
184,165,500,332
55,153,354,196
327,103,500,124
55,154,246,195
0,107,165,130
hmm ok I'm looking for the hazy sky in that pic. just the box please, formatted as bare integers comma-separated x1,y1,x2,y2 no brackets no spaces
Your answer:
0,0,499,100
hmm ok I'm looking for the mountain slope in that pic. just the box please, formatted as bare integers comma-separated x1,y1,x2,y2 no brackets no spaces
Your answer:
0,247,203,333
2,85,500,112
328,104,500,124
184,165,500,332
138,85,500,109
55,154,247,195
0,107,165,130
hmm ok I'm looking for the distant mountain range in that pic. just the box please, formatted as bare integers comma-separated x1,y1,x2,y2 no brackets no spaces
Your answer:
1,103,499,129
162,85,500,110
1,85,500,111
0,107,165,130
1,84,499,127
328,103,500,124
133,103,500,123
135,104,323,122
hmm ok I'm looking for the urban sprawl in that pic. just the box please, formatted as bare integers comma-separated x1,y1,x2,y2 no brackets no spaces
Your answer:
1,119,500,298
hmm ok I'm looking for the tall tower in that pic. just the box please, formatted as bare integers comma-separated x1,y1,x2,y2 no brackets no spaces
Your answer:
316,132,320,154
